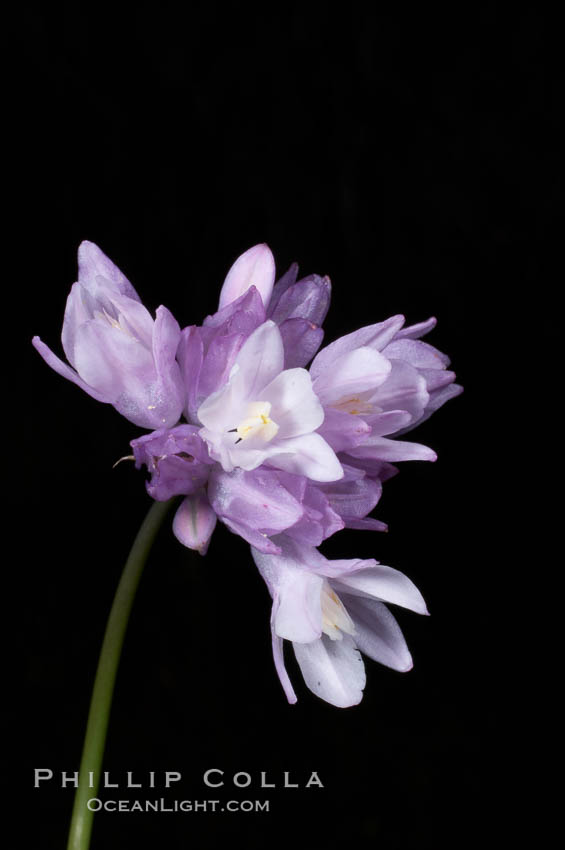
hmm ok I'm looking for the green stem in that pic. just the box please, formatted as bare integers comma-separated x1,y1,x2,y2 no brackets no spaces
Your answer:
67,498,174,850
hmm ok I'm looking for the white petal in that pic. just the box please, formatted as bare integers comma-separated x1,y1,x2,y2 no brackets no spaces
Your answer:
312,347,391,404
368,359,429,420
197,371,244,436
261,368,324,437
274,572,324,643
229,321,284,401
347,436,437,462
73,320,154,399
293,633,366,707
332,565,428,614
266,433,343,482
364,410,413,436
345,596,413,671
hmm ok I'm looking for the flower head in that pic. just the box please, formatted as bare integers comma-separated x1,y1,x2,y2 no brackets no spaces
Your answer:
34,240,462,707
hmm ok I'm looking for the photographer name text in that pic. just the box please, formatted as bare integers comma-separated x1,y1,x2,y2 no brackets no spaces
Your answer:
34,769,324,790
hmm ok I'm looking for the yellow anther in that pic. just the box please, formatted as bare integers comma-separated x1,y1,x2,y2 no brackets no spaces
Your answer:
234,401,279,443
330,394,374,416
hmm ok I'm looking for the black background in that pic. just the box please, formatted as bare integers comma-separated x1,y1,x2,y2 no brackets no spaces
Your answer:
10,4,553,848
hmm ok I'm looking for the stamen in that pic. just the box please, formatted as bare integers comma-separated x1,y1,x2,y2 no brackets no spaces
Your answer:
321,582,356,641
93,308,139,341
112,454,135,468
330,394,375,416
231,401,279,444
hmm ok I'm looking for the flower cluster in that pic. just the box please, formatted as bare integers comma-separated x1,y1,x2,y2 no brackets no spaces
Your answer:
33,242,461,707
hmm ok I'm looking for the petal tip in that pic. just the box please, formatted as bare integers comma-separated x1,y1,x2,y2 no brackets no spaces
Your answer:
219,243,276,310
77,239,101,262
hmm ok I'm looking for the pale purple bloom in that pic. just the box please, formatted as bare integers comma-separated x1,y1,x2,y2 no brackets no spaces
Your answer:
253,536,427,707
311,315,463,464
32,242,185,429
267,263,331,368
208,467,344,554
178,287,266,424
131,425,213,501
317,462,395,532
207,467,305,554
197,320,344,483
381,316,464,432
216,244,331,370
284,478,345,546
178,249,332,425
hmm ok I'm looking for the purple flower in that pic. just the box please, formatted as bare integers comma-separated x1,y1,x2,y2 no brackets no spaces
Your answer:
311,315,463,464
131,425,219,555
32,242,185,429
317,462,395,532
207,466,306,554
216,244,332,370
253,536,428,707
207,467,344,554
177,246,333,424
379,316,464,432
178,287,267,424
131,425,213,501
197,320,343,483
267,263,331,368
